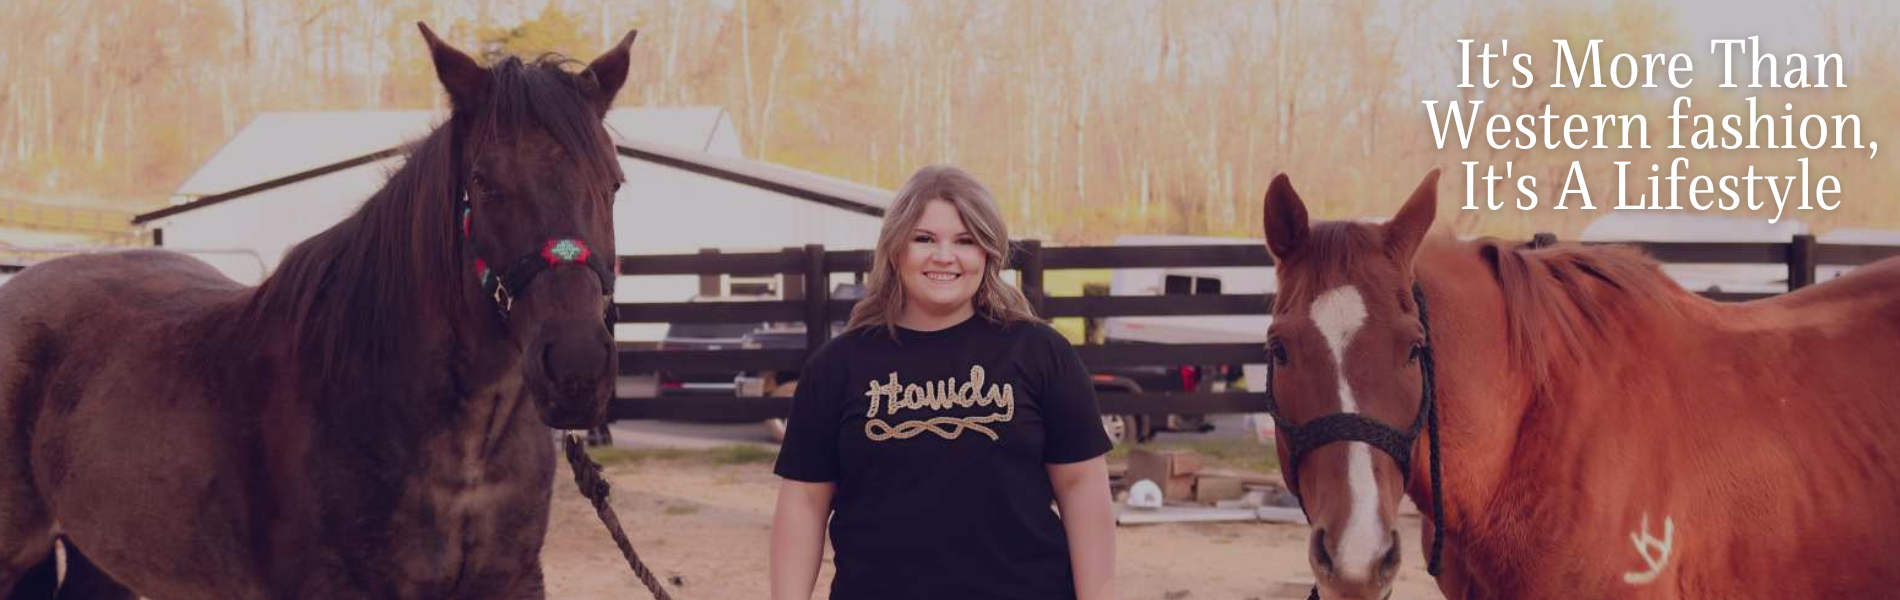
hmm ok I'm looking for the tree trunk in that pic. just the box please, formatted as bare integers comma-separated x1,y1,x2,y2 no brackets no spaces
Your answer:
241,0,253,66
665,0,684,104
92,84,109,165
42,78,53,166
121,89,133,183
757,17,795,159
365,6,378,108
739,0,756,158
1074,79,1088,207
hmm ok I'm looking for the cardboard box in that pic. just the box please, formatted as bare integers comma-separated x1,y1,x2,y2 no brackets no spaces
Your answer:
1194,475,1246,504
1126,449,1204,502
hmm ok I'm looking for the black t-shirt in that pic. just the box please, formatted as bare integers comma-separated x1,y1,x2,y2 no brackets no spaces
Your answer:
774,314,1113,600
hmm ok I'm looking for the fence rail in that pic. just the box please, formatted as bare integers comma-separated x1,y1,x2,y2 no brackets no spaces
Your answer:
0,201,135,235
609,234,1900,422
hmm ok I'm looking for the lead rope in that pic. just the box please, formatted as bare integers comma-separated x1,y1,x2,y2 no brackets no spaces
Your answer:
1306,283,1444,600
1415,283,1445,578
562,434,677,600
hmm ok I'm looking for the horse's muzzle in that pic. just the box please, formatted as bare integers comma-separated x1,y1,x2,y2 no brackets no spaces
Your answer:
525,319,614,429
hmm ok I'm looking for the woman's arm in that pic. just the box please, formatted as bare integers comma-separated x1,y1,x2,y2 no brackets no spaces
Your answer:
770,478,836,600
1049,456,1116,600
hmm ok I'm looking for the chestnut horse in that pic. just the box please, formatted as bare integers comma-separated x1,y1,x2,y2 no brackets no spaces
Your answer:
0,25,634,599
1260,171,1900,599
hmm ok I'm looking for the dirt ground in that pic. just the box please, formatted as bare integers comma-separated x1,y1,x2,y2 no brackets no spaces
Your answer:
541,452,1442,600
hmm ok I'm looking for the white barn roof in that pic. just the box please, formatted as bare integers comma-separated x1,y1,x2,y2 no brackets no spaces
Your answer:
171,107,741,202
132,108,892,341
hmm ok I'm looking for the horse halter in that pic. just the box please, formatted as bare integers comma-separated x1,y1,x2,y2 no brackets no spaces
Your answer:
460,192,618,326
1269,282,1446,586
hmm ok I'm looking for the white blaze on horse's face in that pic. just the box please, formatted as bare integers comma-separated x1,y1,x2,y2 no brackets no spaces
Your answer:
1309,285,1385,581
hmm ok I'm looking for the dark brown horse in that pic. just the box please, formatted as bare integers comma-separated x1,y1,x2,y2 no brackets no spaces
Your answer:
1260,171,1900,599
0,24,636,599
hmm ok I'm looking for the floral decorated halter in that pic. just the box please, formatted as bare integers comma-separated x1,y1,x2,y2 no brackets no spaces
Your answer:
460,192,618,322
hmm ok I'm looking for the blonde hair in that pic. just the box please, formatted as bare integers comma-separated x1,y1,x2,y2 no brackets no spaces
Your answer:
847,164,1041,336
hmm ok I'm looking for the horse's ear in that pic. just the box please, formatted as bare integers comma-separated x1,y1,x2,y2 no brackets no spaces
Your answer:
1385,169,1441,263
1263,174,1309,262
585,30,639,113
417,23,489,109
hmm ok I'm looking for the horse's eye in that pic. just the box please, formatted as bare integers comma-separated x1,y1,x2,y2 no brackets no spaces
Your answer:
470,176,504,203
1407,342,1425,365
1268,338,1289,366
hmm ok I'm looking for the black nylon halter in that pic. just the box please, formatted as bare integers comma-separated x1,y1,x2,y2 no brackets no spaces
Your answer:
1272,282,1445,597
460,193,618,327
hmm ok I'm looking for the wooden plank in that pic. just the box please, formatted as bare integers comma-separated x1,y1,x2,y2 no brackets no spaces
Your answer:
614,301,803,323
1097,392,1270,416
823,250,875,273
804,244,831,350
1788,234,1817,289
1040,244,1274,269
610,395,793,421
827,299,860,319
1043,294,1273,318
696,249,723,296
1698,291,1778,302
1020,239,1046,315
613,241,1900,279
1074,343,1264,368
617,252,805,276
1255,506,1310,525
1588,241,1789,264
1115,506,1262,525
1816,244,1900,267
618,349,807,374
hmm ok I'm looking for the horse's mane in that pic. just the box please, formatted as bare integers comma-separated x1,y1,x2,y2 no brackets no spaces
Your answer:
1429,237,1700,397
242,54,622,395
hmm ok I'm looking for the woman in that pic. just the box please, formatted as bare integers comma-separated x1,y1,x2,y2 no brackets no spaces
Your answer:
769,164,1116,600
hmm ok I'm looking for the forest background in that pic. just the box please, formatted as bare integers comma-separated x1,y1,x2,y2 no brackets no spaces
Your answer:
2,0,1897,244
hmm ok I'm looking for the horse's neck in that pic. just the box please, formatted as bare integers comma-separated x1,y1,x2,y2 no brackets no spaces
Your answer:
1414,261,1553,582
1417,256,1681,587
258,242,523,442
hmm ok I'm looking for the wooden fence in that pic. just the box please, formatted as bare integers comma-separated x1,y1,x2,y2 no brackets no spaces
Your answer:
0,200,134,236
608,235,1900,422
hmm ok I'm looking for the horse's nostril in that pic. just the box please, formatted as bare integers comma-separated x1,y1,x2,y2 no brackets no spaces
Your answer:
1378,530,1402,578
1310,528,1334,574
